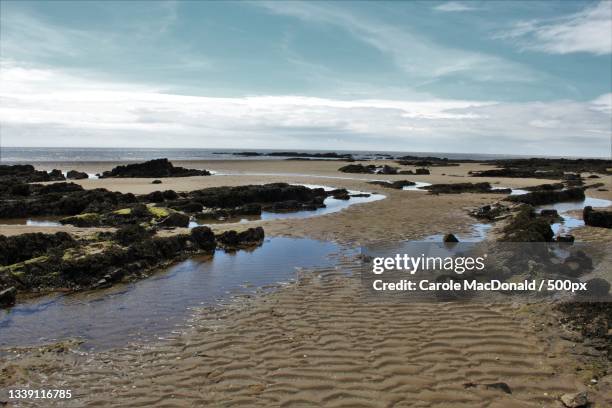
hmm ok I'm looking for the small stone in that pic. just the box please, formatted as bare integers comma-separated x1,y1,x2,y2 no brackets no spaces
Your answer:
560,391,589,408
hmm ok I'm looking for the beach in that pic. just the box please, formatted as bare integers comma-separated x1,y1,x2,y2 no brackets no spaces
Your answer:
1,158,611,407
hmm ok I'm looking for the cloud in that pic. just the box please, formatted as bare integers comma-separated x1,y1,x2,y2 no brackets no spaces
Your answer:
0,62,609,157
433,2,476,12
255,1,542,84
497,1,612,55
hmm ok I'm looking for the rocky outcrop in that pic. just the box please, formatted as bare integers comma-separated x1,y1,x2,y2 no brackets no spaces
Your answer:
216,227,264,249
500,206,554,242
66,170,88,179
99,158,211,178
583,206,612,228
338,164,377,173
507,188,585,206
423,182,510,194
0,232,76,266
0,226,265,306
0,164,65,182
469,204,509,220
368,180,415,189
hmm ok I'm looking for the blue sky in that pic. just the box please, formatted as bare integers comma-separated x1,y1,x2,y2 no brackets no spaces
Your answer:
0,0,611,156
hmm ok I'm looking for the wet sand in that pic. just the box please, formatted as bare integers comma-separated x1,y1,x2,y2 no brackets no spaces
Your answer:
1,159,611,406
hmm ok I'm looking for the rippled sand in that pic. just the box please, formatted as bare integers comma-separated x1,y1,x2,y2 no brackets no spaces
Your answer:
1,159,611,406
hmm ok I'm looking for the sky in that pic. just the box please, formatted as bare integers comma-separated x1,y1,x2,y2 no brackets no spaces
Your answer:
0,0,611,157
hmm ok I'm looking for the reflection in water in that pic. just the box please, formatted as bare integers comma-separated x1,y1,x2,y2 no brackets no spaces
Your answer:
0,238,352,351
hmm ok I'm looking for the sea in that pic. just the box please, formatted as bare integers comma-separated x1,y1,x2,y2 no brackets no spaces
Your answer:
1,147,534,163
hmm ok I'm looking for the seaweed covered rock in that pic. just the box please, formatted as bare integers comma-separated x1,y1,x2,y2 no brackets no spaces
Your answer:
100,158,210,178
378,165,398,175
190,226,216,250
0,164,65,182
190,183,327,208
157,212,190,228
216,227,265,248
423,182,508,194
114,224,153,245
415,168,430,175
338,164,377,174
66,170,88,180
368,180,415,189
469,204,509,220
507,188,585,206
0,186,137,218
583,206,612,228
329,188,350,200
0,286,16,307
500,206,554,242
0,232,76,266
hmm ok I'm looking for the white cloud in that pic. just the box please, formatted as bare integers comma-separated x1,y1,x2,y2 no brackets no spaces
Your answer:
0,62,609,157
256,1,541,83
498,1,612,55
434,2,476,12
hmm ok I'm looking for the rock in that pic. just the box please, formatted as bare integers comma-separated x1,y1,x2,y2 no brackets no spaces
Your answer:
470,204,509,220
217,227,264,248
368,180,415,189
587,174,600,178
556,235,575,243
501,206,554,242
523,183,565,191
415,168,430,175
583,206,612,228
151,179,162,184
423,182,502,194
114,224,152,245
484,382,512,394
443,233,459,243
66,170,88,179
540,209,559,217
329,188,350,200
560,391,589,408
0,287,17,307
507,188,585,206
338,164,377,174
157,212,190,228
190,226,216,250
99,158,211,178
0,232,76,266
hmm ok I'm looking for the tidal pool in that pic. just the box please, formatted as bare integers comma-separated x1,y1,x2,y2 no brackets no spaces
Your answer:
0,238,353,351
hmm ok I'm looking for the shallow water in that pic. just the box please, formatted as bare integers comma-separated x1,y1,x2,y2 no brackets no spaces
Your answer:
190,186,385,227
0,238,351,351
540,196,612,235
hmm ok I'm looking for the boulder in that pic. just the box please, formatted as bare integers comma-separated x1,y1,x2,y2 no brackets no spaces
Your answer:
368,180,415,189
0,287,17,307
338,164,377,174
377,165,398,175
190,226,216,250
560,391,589,408
100,158,211,178
583,206,612,228
216,227,264,248
151,179,162,184
443,233,459,243
66,170,88,180
507,188,585,206
556,235,575,243
329,188,350,200
415,168,430,175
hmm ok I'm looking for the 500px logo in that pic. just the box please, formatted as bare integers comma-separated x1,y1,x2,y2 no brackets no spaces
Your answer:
371,254,487,275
